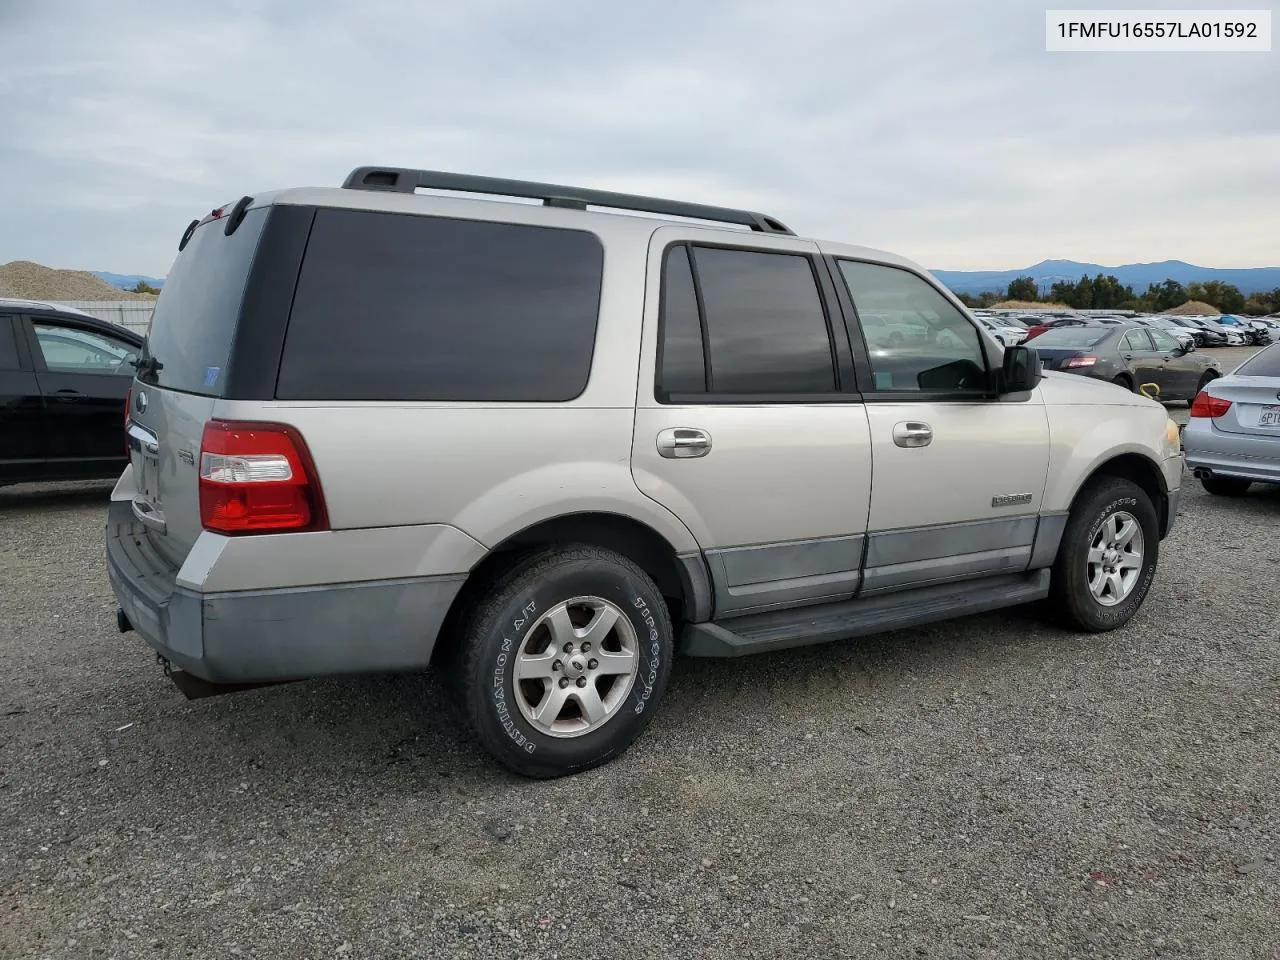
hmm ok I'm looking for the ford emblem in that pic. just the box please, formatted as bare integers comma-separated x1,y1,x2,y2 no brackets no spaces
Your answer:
134,390,148,413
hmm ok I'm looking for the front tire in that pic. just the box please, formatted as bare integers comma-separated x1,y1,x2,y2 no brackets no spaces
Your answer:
1201,475,1251,497
1050,477,1159,632
453,545,673,779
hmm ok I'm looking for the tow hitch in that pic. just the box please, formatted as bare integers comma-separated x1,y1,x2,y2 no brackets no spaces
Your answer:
156,651,284,700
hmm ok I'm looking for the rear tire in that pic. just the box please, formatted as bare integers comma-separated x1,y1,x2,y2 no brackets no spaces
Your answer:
1050,477,1159,632
452,545,673,779
1112,374,1134,392
1190,372,1216,406
1200,475,1251,497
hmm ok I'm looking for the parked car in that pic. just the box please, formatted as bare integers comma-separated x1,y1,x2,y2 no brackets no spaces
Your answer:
1162,316,1215,347
0,298,142,486
1178,317,1230,347
975,315,1027,347
1191,318,1247,346
1184,342,1280,495
1130,317,1197,351
1023,316,1104,341
1028,324,1221,402
107,167,1184,778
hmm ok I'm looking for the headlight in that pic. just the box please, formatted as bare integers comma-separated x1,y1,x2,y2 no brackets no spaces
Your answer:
1165,419,1181,456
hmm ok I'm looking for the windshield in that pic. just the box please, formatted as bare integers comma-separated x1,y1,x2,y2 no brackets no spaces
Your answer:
1031,328,1108,348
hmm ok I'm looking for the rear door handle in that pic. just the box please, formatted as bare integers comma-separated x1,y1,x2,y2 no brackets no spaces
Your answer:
657,428,712,459
52,388,83,402
892,421,933,448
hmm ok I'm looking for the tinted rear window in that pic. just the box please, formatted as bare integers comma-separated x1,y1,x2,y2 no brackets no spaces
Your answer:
276,209,604,402
1032,329,1108,348
1235,343,1280,377
142,207,268,396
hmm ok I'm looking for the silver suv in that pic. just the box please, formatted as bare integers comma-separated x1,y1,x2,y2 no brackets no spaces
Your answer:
108,167,1185,778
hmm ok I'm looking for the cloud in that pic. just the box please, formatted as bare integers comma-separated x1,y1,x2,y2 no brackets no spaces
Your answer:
0,0,1275,275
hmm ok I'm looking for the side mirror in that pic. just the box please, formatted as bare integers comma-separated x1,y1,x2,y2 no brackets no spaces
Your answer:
1000,345,1041,394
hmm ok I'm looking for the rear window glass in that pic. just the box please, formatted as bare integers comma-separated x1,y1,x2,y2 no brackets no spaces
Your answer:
142,207,268,395
276,209,604,402
1235,343,1280,377
1032,329,1108,348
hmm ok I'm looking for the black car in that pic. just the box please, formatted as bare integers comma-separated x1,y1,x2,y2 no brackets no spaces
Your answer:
1032,323,1222,402
1,298,142,486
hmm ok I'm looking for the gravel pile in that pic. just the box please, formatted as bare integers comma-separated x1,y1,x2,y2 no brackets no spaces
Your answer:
1162,301,1220,317
0,467,1276,959
0,261,157,302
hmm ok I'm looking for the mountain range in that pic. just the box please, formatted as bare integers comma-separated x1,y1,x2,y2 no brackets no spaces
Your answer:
89,259,1280,298
92,271,165,291
931,260,1280,296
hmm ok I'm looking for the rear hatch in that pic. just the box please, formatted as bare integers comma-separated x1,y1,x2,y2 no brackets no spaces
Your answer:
127,204,272,566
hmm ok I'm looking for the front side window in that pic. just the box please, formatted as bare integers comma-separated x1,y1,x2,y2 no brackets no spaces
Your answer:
838,261,987,393
33,322,137,374
655,244,837,398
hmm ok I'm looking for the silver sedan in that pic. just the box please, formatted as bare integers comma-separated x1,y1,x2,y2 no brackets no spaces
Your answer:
1184,342,1280,496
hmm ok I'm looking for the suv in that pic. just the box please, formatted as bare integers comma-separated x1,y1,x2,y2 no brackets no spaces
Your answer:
107,167,1184,778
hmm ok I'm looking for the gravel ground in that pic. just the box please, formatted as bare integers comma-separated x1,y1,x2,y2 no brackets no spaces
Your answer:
2,375,1277,959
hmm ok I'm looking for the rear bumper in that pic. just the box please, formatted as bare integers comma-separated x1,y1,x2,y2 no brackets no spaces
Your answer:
1183,422,1280,485
105,500,465,684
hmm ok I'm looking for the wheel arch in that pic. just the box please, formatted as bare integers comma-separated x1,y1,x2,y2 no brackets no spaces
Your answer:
435,512,711,663
1070,452,1170,536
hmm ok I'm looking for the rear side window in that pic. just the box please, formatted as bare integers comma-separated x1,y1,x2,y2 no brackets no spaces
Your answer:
658,246,707,394
1235,343,1280,377
1122,330,1153,351
276,209,604,402
144,207,268,396
656,244,836,398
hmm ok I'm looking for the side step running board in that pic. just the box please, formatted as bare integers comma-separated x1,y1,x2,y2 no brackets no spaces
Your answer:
682,569,1050,658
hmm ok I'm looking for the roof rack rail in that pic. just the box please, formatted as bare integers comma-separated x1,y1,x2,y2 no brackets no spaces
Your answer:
341,166,794,235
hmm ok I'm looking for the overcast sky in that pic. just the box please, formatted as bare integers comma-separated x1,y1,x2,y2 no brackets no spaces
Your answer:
0,0,1276,277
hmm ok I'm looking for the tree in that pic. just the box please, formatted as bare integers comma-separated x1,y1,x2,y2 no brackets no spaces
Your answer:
1186,281,1245,314
1243,297,1269,315
1006,276,1038,302
1146,279,1187,313
131,281,160,295
1090,273,1134,309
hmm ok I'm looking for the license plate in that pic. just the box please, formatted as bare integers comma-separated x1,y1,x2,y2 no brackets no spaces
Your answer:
1260,405,1280,427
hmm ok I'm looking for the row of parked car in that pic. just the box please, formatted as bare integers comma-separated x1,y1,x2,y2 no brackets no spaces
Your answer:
974,310,1278,350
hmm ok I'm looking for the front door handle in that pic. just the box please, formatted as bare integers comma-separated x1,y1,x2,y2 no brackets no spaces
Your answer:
892,421,933,448
657,427,712,459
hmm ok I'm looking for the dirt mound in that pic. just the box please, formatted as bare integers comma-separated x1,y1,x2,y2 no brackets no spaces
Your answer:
0,261,158,302
990,300,1070,310
1161,300,1219,317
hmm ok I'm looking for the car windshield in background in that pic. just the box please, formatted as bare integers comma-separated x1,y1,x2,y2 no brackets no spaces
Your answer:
1234,344,1280,377
1031,329,1109,348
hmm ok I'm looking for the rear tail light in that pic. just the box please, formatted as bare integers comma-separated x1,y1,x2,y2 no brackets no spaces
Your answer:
1189,392,1232,419
1063,356,1097,368
1025,326,1048,340
198,420,328,534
